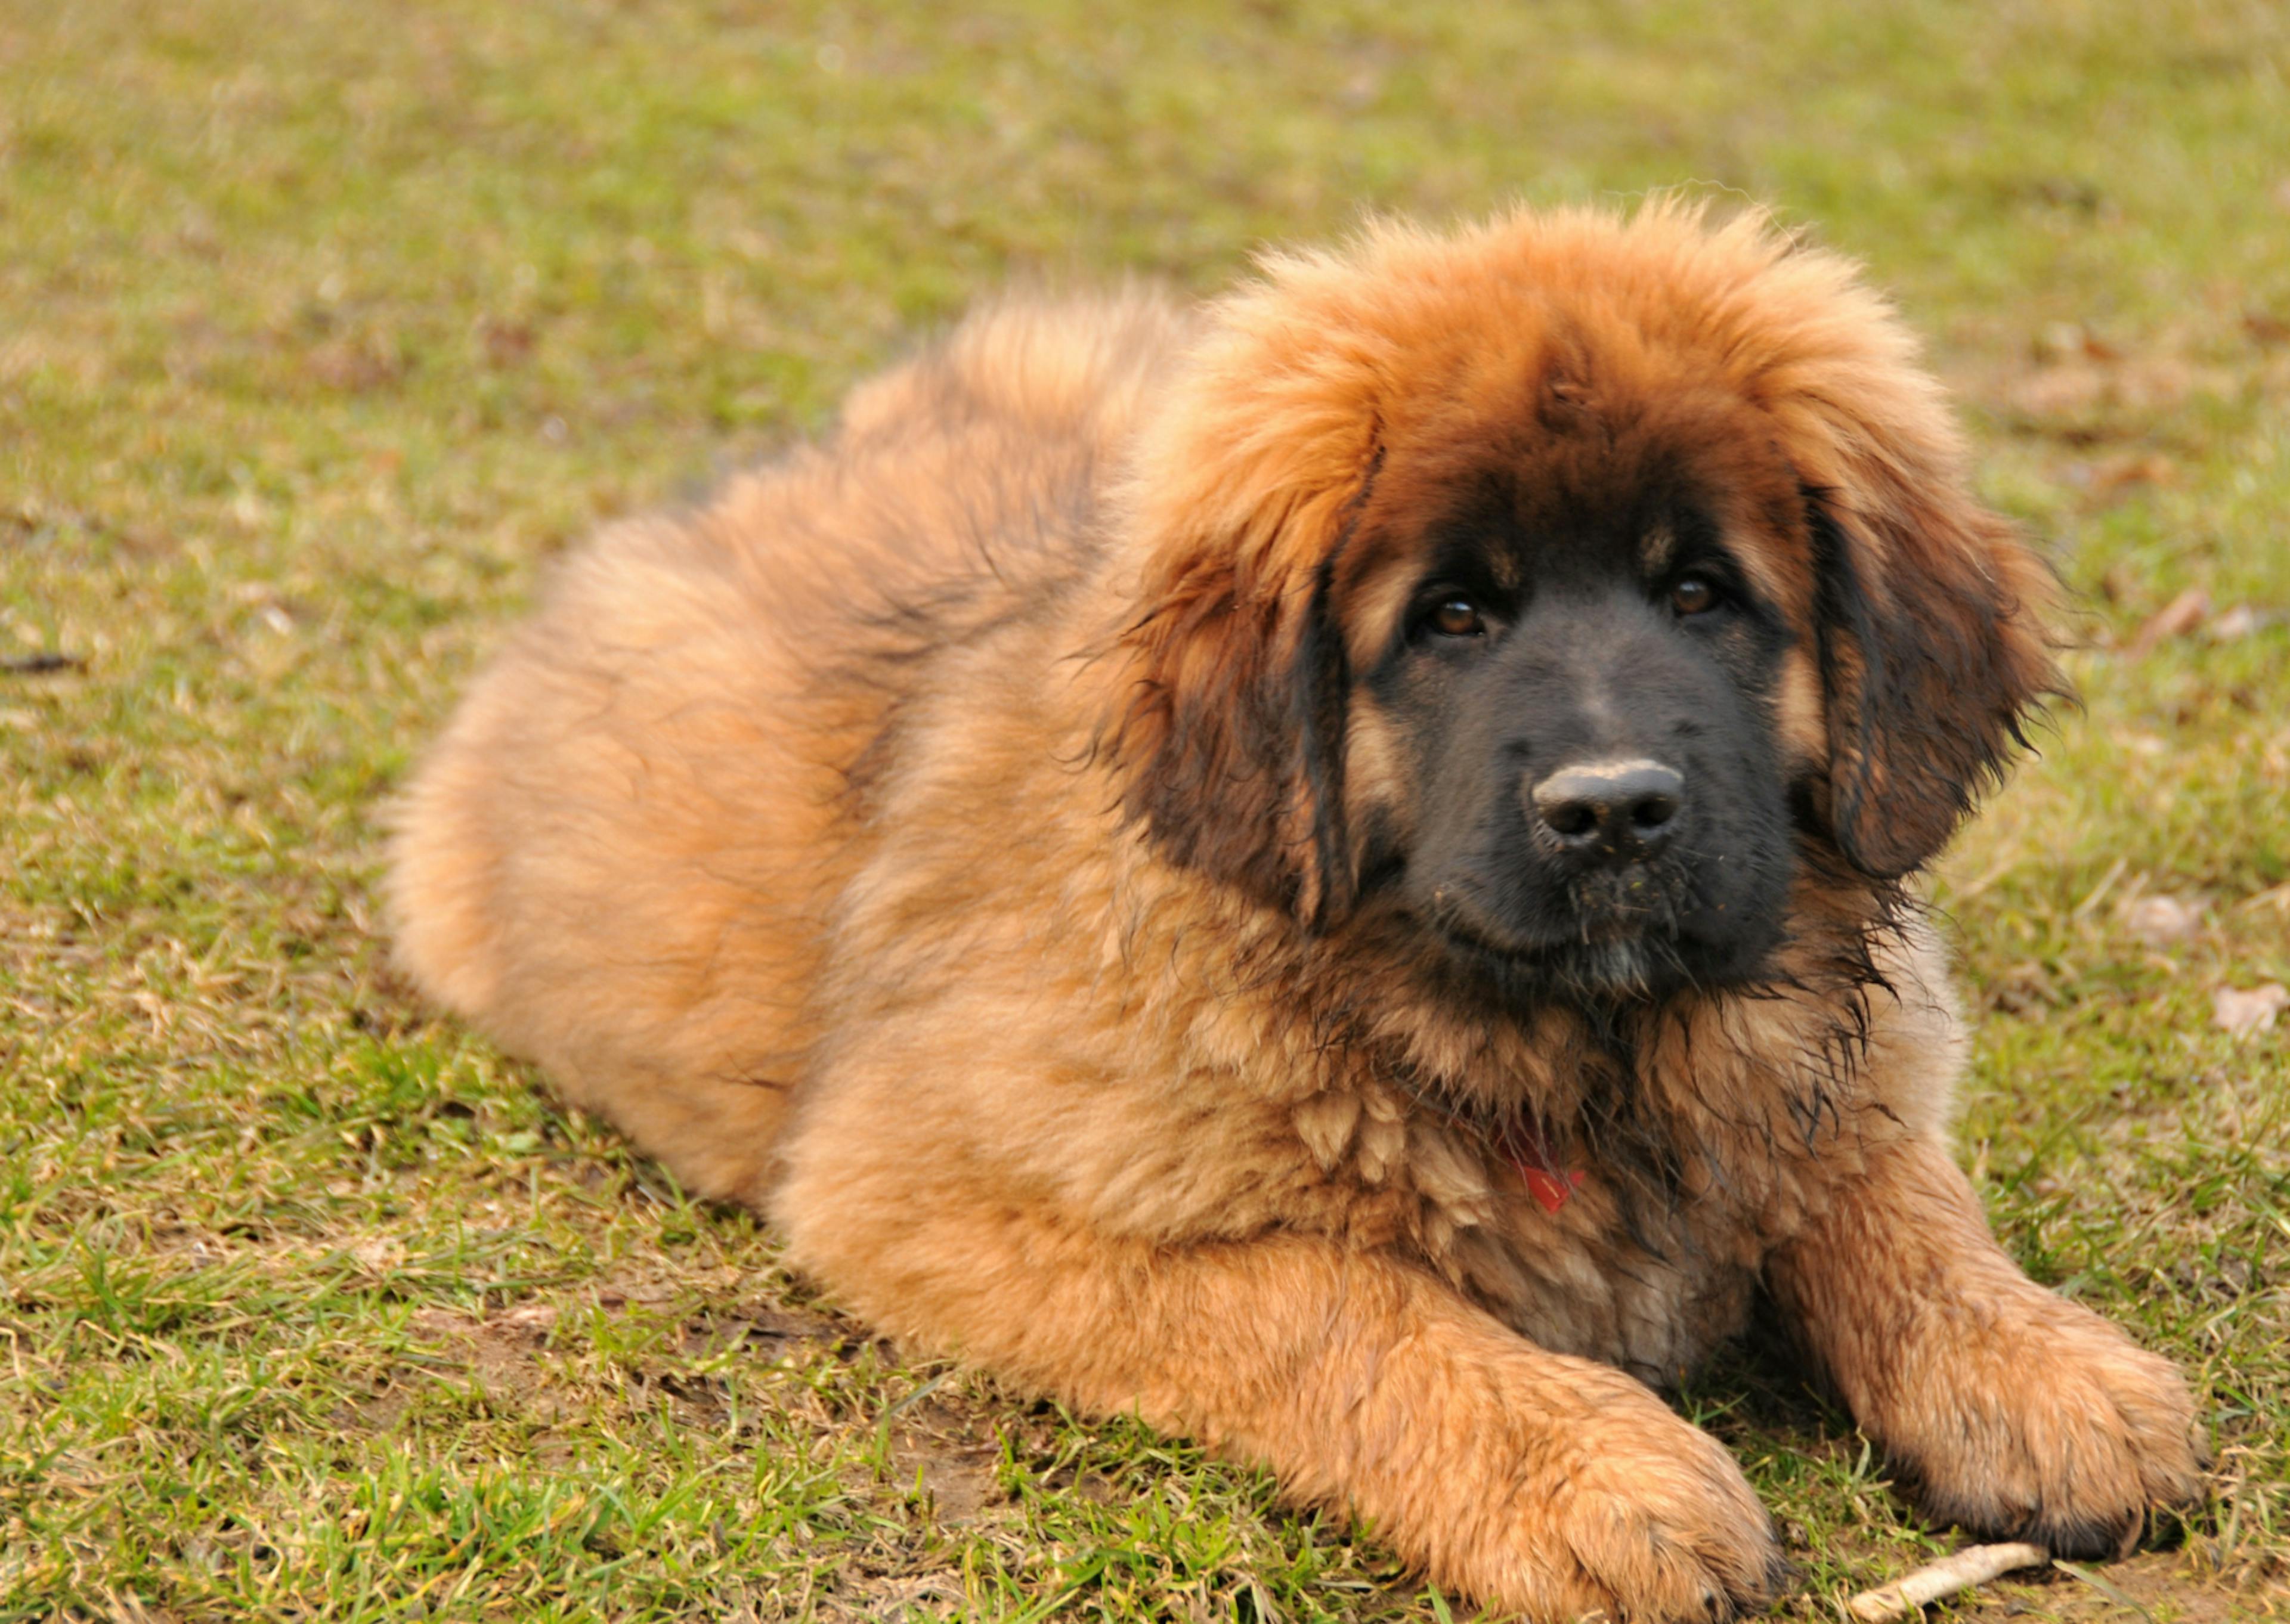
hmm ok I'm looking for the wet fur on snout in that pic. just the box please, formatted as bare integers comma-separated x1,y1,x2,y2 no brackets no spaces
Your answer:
390,202,2204,1620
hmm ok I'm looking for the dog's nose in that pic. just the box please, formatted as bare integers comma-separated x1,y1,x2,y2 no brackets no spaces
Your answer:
1528,758,1686,864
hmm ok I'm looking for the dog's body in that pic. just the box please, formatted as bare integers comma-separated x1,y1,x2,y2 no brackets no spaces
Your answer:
392,206,2202,1620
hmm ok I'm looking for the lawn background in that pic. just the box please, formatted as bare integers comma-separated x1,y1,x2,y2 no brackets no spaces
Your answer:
2,1,2286,1619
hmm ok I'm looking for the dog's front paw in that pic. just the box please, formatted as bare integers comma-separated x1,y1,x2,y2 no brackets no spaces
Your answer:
1883,1291,2205,1558
1446,1379,1788,1622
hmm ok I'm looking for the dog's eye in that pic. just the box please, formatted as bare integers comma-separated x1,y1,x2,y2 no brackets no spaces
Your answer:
1425,598,1486,639
1670,575,1720,616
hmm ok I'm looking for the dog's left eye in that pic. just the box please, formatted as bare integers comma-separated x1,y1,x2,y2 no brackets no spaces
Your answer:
1425,598,1487,638
1670,575,1721,616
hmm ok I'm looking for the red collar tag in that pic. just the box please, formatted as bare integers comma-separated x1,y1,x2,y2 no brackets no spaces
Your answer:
1497,1115,1585,1213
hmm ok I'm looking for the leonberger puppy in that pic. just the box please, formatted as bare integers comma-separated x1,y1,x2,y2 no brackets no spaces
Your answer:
390,203,2203,1620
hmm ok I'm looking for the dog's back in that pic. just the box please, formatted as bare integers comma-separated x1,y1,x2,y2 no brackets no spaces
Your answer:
387,292,1187,1202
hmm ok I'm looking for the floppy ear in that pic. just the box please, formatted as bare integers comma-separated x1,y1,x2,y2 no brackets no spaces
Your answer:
1108,492,1363,928
1799,470,2062,879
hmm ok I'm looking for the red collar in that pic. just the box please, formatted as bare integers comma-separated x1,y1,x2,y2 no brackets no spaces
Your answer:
1494,1113,1586,1213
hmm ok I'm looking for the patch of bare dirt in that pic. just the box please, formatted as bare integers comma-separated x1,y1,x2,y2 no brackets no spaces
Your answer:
1960,311,2290,455
679,1301,851,1361
1955,1551,2284,1622
401,1300,566,1408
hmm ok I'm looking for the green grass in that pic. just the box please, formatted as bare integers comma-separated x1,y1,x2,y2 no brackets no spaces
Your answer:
4,0,2286,1617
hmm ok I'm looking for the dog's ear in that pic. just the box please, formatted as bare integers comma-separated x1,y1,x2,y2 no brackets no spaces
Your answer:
1703,222,2066,880
1107,484,1365,929
1098,255,1391,928
1797,466,2061,879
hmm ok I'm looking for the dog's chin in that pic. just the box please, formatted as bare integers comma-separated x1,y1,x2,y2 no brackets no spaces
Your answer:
1438,926,1674,1003
1425,903,1778,1006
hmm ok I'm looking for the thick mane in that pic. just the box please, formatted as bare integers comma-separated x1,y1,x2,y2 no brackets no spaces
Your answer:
1098,199,2058,917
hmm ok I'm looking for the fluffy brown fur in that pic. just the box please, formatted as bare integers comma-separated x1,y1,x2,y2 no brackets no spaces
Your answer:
389,203,2202,1620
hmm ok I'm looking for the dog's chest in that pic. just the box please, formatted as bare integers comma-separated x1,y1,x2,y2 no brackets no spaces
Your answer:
1477,1175,1765,1384
1290,1082,1795,1385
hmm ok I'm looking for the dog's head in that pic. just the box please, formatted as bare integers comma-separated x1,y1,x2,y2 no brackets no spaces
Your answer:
1105,203,2058,999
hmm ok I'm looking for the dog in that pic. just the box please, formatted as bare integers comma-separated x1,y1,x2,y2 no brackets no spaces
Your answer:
389,202,2204,1620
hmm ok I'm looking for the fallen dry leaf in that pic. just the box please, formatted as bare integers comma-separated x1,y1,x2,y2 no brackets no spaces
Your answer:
2122,895,2204,948
2214,983,2290,1039
2206,603,2266,640
2011,362,2108,417
2124,587,2211,658
2035,321,2115,364
2085,453,2177,500
2238,882,2290,919
351,1235,404,1271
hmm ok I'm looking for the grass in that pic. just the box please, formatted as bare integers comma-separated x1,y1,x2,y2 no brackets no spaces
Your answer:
2,0,2286,1617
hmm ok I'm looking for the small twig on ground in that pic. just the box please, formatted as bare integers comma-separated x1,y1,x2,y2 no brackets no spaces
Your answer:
1846,1543,2051,1621
0,651,86,675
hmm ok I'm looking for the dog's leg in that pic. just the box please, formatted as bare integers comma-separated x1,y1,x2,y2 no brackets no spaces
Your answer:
778,1185,1787,1620
1769,1135,2204,1557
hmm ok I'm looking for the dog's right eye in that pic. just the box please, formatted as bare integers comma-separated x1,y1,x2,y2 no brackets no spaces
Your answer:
1424,598,1487,639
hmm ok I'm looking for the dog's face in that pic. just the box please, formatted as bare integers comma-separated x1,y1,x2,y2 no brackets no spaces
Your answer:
1110,205,2057,1003
1354,423,1802,997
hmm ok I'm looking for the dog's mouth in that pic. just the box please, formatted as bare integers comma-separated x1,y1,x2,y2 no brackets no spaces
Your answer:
1413,861,1771,1000
1564,867,1694,940
1430,921,1679,1002
1421,890,1667,989
1425,861,1691,949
